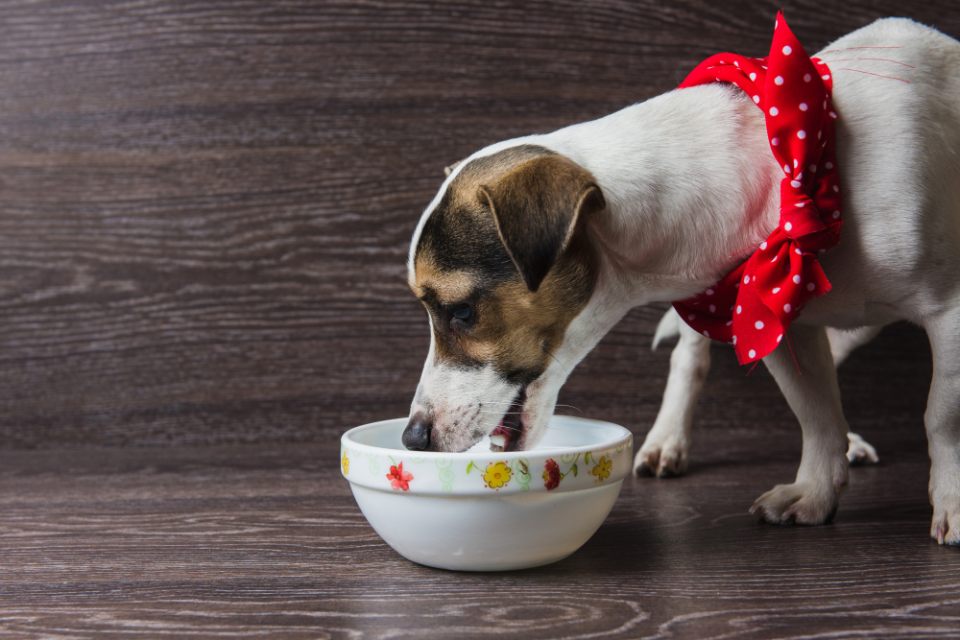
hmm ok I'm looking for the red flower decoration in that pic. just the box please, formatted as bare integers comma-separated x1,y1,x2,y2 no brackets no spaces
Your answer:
543,458,560,490
386,462,413,491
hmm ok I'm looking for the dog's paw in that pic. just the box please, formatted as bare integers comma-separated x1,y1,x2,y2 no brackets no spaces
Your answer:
846,431,879,466
749,482,839,525
634,432,688,478
930,497,960,546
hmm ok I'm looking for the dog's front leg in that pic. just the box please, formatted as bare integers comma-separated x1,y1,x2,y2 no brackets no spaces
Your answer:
750,324,849,525
634,310,710,477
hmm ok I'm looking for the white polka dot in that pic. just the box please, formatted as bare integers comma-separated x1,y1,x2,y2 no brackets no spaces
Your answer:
783,164,790,174
743,275,750,284
726,320,732,327
782,45,793,55
784,222,793,231
795,247,802,255
771,137,779,146
709,304,716,313
803,73,812,82
822,74,831,80
703,330,710,337
833,210,841,219
796,201,806,208
772,286,781,294
734,60,740,68
793,159,799,169
790,179,801,189
753,95,761,104
783,303,792,313
776,334,783,343
760,241,767,250
736,305,742,315
797,129,807,140
793,275,802,284
748,349,757,359
771,255,778,263
769,106,779,116
806,282,816,292
732,335,738,345
799,102,808,111
706,288,715,296
754,320,765,330
818,130,822,140
829,111,838,119
688,314,695,321
825,161,834,170
833,185,840,193
774,75,784,86
749,72,757,81
809,164,817,173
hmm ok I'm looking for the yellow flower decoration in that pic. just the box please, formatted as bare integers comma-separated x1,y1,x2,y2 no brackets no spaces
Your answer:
590,455,612,482
341,450,350,476
483,461,512,490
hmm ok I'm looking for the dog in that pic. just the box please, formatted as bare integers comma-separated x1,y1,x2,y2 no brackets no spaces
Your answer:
403,18,960,544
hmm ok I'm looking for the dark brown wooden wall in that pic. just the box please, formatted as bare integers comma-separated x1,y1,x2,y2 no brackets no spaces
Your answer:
0,1,953,448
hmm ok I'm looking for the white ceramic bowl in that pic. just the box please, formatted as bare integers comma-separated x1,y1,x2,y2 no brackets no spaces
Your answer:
340,415,633,571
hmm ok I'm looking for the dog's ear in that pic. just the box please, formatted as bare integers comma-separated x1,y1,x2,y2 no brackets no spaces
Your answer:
443,159,463,177
479,155,604,292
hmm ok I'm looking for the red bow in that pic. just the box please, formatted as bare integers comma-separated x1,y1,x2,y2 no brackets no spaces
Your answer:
673,12,842,364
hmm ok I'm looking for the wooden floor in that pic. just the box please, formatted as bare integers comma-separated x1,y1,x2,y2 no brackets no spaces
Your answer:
3,418,959,639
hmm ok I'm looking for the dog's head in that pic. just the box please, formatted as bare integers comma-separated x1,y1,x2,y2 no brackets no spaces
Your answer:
405,144,606,452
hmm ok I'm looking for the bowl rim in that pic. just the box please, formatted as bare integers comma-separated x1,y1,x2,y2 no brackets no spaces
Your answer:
341,415,631,461
340,415,633,496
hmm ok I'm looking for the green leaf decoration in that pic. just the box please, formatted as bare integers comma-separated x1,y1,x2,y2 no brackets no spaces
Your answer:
585,451,593,464
519,460,529,475
571,463,578,477
466,461,475,474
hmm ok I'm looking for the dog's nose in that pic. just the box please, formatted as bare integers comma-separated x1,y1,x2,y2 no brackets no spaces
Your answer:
402,413,432,450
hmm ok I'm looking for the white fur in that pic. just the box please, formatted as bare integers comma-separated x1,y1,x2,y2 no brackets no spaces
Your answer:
410,19,960,542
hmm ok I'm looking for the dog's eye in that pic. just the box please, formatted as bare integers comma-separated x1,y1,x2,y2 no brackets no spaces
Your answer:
449,303,475,330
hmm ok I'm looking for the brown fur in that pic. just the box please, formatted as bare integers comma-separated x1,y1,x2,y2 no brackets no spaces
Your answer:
411,145,603,383
480,154,605,292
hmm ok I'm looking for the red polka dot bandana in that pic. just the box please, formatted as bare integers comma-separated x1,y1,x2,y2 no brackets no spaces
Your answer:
673,12,842,364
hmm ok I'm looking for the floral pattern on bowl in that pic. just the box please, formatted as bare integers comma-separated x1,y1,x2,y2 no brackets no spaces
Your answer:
340,416,633,497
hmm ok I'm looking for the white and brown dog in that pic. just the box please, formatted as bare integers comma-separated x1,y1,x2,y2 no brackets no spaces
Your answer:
404,18,960,544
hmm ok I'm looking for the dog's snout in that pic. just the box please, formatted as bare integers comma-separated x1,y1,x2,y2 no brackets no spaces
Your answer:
402,413,432,450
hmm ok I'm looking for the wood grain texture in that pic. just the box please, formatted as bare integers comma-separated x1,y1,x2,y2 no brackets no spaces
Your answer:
0,1,955,449
1,425,959,639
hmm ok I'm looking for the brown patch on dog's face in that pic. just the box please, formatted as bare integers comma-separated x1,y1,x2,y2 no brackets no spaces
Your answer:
414,244,594,384
411,145,603,383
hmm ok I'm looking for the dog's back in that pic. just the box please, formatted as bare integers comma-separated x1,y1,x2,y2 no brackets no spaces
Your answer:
811,19,960,327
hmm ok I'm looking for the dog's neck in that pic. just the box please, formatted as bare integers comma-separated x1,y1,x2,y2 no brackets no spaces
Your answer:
543,82,783,309
528,83,783,388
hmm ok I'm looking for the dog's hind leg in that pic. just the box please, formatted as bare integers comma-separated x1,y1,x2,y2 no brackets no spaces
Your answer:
751,323,850,525
635,309,710,477
827,325,884,367
924,309,960,545
827,325,884,465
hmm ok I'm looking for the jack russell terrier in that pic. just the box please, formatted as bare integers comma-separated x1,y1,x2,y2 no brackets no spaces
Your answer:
403,16,960,545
